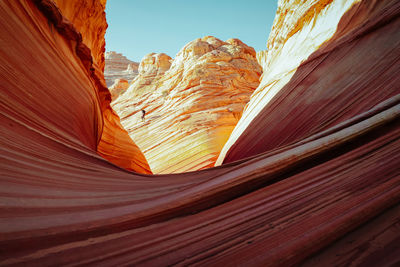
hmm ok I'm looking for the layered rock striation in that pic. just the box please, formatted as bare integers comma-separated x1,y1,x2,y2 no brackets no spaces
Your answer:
104,51,139,87
112,36,262,173
30,0,151,173
217,0,400,164
1,0,399,266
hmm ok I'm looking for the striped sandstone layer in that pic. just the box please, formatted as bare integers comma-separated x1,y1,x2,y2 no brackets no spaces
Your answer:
0,0,399,265
217,0,400,165
112,37,262,173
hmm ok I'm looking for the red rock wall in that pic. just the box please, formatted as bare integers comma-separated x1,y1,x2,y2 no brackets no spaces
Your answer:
218,0,400,164
0,0,399,265
30,0,151,173
113,37,262,173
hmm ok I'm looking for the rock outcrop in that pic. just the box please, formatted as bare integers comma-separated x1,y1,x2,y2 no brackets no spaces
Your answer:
53,0,107,73
124,52,172,97
1,0,399,266
31,0,151,173
59,1,149,172
109,78,129,100
104,51,139,87
217,0,400,164
112,36,262,173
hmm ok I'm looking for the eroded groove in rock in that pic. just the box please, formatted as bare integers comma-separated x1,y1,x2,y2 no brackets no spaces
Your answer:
0,0,399,266
301,203,400,266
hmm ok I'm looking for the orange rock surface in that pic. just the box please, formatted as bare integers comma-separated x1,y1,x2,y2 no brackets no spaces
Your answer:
1,0,399,265
108,78,129,100
54,0,107,73
112,37,262,173
26,0,151,173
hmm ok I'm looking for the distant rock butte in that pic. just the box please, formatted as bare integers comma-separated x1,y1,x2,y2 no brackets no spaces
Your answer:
112,36,262,173
104,51,139,87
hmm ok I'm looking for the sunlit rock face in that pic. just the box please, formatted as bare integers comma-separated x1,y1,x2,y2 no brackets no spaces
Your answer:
35,0,151,173
112,36,262,173
125,52,172,98
1,0,400,266
54,0,107,74
104,51,139,87
217,0,400,164
109,78,129,100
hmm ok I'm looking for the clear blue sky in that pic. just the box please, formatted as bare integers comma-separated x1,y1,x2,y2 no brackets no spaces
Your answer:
105,0,278,62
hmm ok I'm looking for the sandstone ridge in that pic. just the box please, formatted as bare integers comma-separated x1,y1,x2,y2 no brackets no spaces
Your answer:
217,0,400,164
112,36,262,173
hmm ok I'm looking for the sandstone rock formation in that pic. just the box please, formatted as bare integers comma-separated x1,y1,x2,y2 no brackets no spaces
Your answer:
54,0,107,74
104,51,139,87
31,0,151,173
112,36,262,173
124,52,172,97
1,0,399,266
109,78,129,100
217,0,400,164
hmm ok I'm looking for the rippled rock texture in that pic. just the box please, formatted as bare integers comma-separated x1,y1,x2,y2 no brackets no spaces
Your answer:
217,0,400,164
112,36,262,173
1,0,399,266
1,0,151,174
104,51,139,87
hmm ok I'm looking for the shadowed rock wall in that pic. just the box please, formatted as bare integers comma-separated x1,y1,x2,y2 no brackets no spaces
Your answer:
217,0,400,165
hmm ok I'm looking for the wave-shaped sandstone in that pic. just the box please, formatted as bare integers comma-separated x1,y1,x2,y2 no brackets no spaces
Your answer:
0,0,399,265
112,36,262,173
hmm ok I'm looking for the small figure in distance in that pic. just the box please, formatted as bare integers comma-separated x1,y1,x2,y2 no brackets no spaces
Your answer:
141,109,146,122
